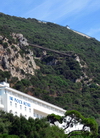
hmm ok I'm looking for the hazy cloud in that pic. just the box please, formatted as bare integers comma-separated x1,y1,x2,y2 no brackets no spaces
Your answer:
24,0,98,21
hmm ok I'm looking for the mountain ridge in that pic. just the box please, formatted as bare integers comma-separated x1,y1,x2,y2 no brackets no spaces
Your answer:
0,13,100,124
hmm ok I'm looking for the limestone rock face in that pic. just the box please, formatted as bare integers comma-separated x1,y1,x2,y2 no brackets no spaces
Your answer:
12,33,29,47
0,35,3,40
75,55,92,84
0,33,39,80
2,56,9,69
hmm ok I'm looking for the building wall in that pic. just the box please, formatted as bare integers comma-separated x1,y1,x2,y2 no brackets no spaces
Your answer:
8,94,32,118
0,82,66,119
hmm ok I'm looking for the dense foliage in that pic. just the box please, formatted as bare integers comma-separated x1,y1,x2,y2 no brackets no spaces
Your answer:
0,110,66,138
47,110,99,137
0,12,100,127
0,110,98,138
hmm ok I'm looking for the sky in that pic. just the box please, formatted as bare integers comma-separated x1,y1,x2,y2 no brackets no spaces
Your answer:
0,0,100,41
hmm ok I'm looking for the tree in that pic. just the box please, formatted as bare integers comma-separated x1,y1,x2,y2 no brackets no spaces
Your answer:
47,114,62,125
47,110,98,137
9,116,21,136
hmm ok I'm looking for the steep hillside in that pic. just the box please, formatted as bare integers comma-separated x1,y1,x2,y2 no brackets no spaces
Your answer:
0,33,39,80
0,13,100,124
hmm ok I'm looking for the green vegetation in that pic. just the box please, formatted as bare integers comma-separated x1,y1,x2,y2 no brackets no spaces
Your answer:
0,12,100,129
47,110,98,138
0,110,67,138
65,110,98,137
0,110,98,138
0,70,10,82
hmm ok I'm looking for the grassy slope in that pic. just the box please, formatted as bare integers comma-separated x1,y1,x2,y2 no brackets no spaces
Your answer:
0,13,100,123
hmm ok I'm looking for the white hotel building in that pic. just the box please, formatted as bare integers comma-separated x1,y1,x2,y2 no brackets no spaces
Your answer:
0,82,66,119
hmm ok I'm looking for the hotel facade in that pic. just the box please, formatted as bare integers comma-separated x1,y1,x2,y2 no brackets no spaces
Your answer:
0,82,66,119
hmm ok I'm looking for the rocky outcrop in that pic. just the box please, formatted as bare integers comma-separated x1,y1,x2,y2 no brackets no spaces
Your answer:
12,33,29,47
0,35,3,40
0,33,39,80
2,56,9,69
75,55,92,84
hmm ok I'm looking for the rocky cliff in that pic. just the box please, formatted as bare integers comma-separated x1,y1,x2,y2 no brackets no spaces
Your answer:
0,33,39,80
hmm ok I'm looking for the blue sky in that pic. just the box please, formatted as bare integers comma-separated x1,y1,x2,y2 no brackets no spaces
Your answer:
0,0,100,41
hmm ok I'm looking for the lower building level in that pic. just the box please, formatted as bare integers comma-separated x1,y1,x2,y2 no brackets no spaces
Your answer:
0,82,66,119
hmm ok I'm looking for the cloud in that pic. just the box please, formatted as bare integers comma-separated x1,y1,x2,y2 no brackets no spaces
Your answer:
87,0,100,12
2,0,100,24
24,0,53,19
24,0,93,21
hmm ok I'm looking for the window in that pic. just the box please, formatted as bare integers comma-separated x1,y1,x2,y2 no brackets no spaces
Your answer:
24,97,27,100
18,94,21,98
34,113,36,117
15,94,18,97
34,113,37,117
15,103,17,108
15,112,17,115
9,110,12,113
29,108,31,113
40,115,42,119
25,107,27,111
20,105,22,109
20,113,22,116
37,114,39,118
10,101,12,106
